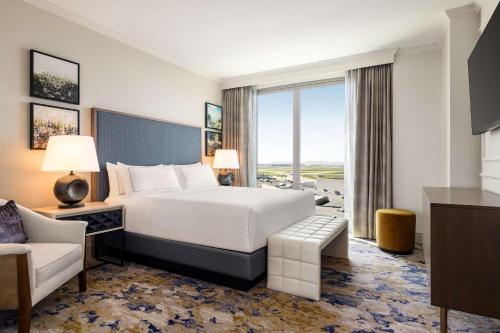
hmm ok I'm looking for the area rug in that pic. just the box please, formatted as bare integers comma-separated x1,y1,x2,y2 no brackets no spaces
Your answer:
0,239,498,332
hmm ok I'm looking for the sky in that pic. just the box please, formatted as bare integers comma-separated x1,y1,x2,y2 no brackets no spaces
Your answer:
258,83,345,164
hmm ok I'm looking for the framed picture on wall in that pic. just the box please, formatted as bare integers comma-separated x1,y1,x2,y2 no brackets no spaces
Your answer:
30,103,79,150
205,102,222,130
30,50,80,105
205,131,222,156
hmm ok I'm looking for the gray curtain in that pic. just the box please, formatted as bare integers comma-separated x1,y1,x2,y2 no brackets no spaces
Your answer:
221,86,257,187
345,64,393,239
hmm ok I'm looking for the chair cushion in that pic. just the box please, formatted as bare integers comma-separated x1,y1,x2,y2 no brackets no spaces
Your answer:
29,243,82,287
0,200,29,244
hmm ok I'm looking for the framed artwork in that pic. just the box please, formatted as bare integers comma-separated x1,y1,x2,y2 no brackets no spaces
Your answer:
30,103,79,150
205,102,222,130
205,131,222,156
30,49,80,105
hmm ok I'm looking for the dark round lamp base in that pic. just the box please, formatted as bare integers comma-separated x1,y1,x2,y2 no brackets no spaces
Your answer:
54,171,89,208
58,202,85,209
218,171,233,186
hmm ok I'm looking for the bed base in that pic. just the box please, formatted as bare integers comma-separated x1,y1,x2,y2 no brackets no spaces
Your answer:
97,231,267,291
103,248,266,290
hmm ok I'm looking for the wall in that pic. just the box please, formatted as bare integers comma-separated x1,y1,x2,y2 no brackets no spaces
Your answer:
477,0,500,194
477,0,500,31
448,6,481,187
393,47,447,234
440,5,481,188
393,3,484,234
442,17,451,186
222,48,397,89
0,0,221,208
447,7,483,188
482,129,500,193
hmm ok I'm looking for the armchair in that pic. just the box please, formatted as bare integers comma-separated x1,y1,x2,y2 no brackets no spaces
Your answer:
0,200,87,333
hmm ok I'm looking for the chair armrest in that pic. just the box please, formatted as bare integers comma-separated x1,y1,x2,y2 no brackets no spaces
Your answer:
20,208,87,245
0,244,36,297
0,244,31,256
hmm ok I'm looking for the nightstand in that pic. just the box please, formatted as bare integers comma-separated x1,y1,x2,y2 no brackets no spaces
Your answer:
33,202,124,268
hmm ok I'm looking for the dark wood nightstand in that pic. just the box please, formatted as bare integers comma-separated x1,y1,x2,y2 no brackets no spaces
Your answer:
33,202,124,268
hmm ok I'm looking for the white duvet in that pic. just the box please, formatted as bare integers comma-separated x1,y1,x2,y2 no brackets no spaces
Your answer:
106,186,315,253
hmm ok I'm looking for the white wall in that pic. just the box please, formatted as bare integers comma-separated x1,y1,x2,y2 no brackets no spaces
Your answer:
449,7,481,187
442,17,451,186
482,130,500,193
393,47,447,233
0,0,221,208
476,0,500,194
441,5,481,188
477,0,500,31
222,48,397,89
393,3,484,233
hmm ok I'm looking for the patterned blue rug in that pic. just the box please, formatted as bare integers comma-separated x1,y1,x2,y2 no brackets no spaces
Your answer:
0,238,499,332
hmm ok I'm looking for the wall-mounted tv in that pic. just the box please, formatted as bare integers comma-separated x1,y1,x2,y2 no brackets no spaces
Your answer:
468,3,500,135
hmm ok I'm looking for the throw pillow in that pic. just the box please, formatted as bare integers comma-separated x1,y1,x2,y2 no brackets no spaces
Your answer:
0,200,29,243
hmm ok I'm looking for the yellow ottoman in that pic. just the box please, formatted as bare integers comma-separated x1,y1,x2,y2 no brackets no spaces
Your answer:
376,209,416,254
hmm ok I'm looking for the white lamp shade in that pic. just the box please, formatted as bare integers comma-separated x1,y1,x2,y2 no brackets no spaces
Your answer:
212,149,240,169
41,135,100,172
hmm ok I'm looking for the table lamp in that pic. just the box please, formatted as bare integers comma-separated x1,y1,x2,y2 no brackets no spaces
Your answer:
41,135,100,208
213,149,239,186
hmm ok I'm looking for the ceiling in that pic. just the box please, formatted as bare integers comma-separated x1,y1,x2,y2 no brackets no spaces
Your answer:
25,0,473,80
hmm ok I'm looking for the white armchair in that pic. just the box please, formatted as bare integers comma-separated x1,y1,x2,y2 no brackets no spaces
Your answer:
0,200,87,333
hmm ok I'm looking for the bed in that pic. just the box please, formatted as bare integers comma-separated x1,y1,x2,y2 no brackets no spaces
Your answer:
91,108,315,290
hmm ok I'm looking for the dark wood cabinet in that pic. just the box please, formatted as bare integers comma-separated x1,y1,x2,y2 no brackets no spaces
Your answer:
423,187,500,332
63,209,123,235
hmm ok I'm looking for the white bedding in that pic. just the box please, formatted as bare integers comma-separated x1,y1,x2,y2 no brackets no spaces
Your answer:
106,186,315,253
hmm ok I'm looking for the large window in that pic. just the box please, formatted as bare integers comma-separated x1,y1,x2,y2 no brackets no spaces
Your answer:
257,81,345,217
257,90,294,188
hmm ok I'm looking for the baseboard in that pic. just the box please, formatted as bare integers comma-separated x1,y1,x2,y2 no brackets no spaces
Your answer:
415,232,423,245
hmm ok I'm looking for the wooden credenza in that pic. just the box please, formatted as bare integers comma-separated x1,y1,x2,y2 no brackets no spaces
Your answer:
423,187,500,332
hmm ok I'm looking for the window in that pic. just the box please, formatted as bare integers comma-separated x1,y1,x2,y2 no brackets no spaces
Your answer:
257,90,294,189
257,80,345,217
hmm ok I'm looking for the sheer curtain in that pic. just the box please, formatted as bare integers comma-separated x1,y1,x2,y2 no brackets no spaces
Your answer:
345,64,393,239
221,85,257,187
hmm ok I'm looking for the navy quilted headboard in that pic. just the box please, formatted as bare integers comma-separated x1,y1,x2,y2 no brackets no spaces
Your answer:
91,108,201,201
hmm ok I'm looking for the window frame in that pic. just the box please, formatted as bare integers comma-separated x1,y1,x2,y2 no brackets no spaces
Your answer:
257,78,345,189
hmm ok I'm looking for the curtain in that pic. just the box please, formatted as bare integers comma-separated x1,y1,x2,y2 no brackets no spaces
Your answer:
221,85,257,187
345,64,393,239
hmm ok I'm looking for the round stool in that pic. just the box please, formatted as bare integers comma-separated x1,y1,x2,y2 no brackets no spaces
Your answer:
376,208,416,254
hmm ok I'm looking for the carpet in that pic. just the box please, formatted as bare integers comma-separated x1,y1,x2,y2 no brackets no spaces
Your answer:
1,239,499,332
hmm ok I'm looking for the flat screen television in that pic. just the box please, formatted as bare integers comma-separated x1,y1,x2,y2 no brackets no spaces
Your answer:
468,3,500,135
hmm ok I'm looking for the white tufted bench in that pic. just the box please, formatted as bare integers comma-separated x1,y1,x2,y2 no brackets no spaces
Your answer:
267,215,348,301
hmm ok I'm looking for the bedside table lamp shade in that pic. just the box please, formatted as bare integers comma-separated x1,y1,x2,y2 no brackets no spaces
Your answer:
213,149,240,169
42,136,99,172
213,149,239,186
42,136,99,208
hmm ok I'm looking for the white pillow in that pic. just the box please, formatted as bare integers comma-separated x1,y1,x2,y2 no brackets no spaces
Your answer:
117,162,162,195
180,164,217,188
106,162,120,197
129,166,180,192
171,162,201,189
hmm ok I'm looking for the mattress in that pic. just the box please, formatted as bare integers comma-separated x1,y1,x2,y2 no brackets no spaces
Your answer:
106,186,315,253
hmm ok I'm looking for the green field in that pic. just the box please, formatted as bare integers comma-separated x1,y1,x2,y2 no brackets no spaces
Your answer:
258,165,344,180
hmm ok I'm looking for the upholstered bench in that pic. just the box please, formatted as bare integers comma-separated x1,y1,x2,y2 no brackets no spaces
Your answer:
267,215,348,301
